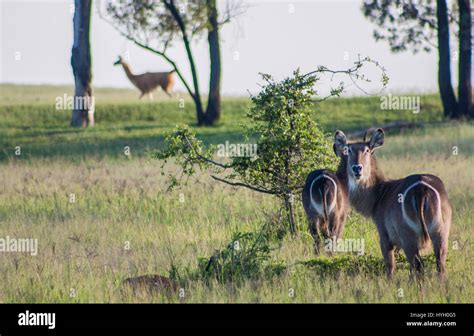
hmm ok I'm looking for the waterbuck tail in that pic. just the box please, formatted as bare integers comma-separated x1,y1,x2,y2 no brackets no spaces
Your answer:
322,179,337,237
416,193,430,243
322,187,329,224
402,179,442,244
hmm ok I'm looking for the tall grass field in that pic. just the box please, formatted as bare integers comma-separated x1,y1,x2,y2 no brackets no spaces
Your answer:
0,84,472,303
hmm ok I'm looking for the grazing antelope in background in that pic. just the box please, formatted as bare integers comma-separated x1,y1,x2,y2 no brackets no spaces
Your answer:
333,128,452,279
302,148,350,254
114,56,175,99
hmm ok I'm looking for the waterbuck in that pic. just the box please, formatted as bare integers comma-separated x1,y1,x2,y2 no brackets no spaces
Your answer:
333,128,452,278
114,56,175,99
302,147,349,254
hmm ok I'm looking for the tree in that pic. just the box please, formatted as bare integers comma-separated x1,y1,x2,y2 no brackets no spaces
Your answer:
436,0,457,118
155,71,337,234
100,0,243,126
362,0,472,119
458,0,472,118
154,58,388,234
205,0,221,124
71,0,94,127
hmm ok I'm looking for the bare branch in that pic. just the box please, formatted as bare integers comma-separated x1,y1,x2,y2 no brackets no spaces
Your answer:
218,0,248,26
210,175,277,195
305,56,388,97
303,64,362,78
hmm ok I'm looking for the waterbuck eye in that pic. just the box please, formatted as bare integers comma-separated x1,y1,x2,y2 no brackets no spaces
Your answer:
365,148,370,154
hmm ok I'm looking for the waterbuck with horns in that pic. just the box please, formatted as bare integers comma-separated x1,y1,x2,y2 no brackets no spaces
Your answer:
333,128,452,278
302,148,350,254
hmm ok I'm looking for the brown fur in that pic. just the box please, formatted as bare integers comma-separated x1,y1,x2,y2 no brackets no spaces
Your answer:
123,274,179,295
114,56,175,99
334,129,452,279
302,159,350,254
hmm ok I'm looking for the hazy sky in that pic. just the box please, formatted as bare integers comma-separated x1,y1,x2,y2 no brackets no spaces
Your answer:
0,0,457,96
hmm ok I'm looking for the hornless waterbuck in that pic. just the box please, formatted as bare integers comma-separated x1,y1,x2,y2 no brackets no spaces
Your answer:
333,128,452,278
302,149,349,254
114,56,175,99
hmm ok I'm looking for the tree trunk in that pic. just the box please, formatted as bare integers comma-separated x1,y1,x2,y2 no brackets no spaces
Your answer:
284,195,296,235
193,93,205,126
436,0,458,118
166,1,205,126
458,0,472,119
204,0,222,126
71,0,94,127
183,37,205,125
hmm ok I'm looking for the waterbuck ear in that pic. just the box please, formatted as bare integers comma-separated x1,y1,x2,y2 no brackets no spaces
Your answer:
334,130,347,157
334,130,347,148
369,128,384,151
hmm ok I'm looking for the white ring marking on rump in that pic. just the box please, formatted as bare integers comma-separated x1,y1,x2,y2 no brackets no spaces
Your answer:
401,180,442,234
309,174,338,215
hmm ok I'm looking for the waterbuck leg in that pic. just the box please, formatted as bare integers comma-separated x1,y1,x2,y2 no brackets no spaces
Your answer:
162,85,173,97
431,231,448,280
380,234,396,278
308,216,322,255
331,213,344,241
404,243,423,279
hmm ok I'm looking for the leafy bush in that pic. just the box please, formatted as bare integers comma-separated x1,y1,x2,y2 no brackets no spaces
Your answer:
197,230,272,283
167,211,288,285
154,70,338,233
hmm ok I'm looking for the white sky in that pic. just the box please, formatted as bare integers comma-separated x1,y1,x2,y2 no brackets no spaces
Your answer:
0,0,458,96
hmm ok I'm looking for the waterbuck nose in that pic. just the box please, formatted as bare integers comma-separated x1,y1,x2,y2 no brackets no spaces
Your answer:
352,165,363,175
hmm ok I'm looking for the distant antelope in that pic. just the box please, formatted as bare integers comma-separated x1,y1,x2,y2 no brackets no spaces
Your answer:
114,56,175,99
333,128,452,278
302,147,350,254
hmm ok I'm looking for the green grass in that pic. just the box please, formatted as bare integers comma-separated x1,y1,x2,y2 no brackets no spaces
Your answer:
0,84,472,303
0,84,444,162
